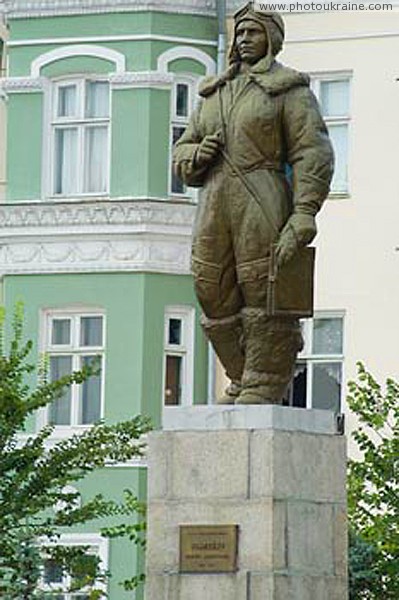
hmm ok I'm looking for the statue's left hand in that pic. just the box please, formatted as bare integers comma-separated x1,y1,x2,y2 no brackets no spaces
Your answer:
275,225,298,268
275,213,317,268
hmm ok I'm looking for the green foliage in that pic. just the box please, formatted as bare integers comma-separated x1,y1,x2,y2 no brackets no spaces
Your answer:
100,489,147,593
0,304,152,598
348,529,381,599
347,363,399,599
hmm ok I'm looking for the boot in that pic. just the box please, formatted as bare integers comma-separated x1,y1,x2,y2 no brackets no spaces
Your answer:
236,308,303,405
201,314,245,404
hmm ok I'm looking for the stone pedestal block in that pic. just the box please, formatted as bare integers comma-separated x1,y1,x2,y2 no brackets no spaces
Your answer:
145,406,348,600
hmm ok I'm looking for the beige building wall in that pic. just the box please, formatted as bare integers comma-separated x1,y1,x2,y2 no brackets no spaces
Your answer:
218,10,399,439
281,11,399,431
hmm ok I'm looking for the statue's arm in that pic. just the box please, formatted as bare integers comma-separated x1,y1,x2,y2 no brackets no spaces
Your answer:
172,104,209,188
281,85,335,245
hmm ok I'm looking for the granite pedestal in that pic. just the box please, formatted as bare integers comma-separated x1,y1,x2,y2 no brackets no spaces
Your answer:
145,406,348,600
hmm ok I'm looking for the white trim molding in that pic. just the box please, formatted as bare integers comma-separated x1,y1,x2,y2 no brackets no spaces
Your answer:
110,71,174,90
31,44,126,77
0,199,195,275
6,0,217,18
285,30,399,44
17,431,148,467
39,533,109,597
1,76,45,94
158,46,216,76
7,34,218,48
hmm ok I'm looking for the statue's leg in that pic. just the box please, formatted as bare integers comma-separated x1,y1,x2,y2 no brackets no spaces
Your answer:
235,254,303,405
191,252,245,404
191,184,245,403
200,313,244,404
236,308,303,405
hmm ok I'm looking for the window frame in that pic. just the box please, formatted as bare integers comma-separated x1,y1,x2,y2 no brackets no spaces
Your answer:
311,72,352,198
162,305,195,409
47,75,111,200
288,311,345,412
168,74,199,201
38,308,106,434
39,533,108,599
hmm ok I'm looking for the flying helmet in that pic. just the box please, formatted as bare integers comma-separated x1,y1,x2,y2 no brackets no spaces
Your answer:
229,2,285,65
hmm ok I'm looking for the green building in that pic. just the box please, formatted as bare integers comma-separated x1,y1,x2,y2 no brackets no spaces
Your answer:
0,0,218,596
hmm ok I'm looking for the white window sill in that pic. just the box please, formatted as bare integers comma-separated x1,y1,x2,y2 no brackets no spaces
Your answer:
16,430,148,467
328,191,350,200
168,193,197,204
47,193,110,202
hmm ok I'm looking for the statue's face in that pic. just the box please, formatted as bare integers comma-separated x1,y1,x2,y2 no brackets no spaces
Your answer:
235,19,268,64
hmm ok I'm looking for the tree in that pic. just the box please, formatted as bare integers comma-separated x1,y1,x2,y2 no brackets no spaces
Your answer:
347,363,399,599
0,303,151,598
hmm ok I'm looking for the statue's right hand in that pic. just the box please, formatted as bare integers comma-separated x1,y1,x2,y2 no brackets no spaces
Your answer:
195,133,224,168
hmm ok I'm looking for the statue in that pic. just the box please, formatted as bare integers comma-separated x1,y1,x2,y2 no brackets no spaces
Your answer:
173,3,334,405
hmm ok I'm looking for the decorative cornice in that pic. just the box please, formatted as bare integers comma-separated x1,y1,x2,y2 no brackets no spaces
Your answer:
0,199,196,276
1,71,184,95
110,71,174,90
1,76,45,93
5,0,217,19
0,198,196,229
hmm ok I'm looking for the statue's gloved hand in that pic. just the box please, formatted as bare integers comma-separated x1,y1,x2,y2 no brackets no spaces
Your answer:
275,213,317,268
194,132,224,168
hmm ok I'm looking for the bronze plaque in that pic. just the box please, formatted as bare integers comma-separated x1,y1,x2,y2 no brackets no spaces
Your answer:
179,525,239,573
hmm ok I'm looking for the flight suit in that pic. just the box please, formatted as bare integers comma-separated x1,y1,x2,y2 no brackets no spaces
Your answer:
173,58,334,403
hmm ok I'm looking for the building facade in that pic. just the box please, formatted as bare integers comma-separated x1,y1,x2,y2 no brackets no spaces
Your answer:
0,0,215,596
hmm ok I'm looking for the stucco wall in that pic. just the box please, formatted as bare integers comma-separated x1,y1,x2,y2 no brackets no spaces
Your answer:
219,11,399,442
281,12,399,419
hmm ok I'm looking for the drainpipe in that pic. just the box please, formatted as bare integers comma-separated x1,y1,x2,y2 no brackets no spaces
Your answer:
217,0,227,74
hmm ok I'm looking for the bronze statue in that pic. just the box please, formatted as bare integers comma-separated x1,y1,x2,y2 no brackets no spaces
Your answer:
173,3,334,405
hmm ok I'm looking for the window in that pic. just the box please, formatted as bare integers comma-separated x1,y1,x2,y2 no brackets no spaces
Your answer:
170,79,195,197
312,75,351,195
42,555,96,599
51,79,110,197
40,535,108,599
163,306,195,406
45,311,105,427
287,314,344,412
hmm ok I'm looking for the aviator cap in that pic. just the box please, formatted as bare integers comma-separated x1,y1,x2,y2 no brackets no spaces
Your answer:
229,2,285,63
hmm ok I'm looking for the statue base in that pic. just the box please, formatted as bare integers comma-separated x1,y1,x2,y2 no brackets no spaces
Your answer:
145,406,348,600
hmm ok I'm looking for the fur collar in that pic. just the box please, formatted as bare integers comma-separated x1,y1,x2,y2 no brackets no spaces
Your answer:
198,61,309,98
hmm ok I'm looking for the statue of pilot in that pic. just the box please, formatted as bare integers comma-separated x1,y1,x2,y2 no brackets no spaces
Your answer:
173,3,334,405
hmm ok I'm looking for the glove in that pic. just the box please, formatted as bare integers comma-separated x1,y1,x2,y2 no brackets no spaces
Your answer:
275,213,317,268
194,132,224,169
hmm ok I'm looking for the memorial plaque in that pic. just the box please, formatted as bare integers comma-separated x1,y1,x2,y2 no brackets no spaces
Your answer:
179,525,239,573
